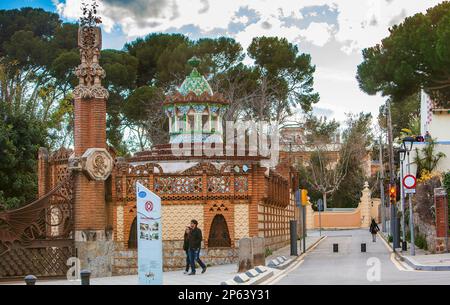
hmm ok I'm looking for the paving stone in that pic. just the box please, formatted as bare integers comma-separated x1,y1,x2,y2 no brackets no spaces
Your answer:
233,273,250,283
255,265,268,273
268,259,280,268
245,269,259,278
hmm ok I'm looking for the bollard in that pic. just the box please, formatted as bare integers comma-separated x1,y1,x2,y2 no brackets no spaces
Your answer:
402,241,407,251
333,243,338,253
80,269,91,286
24,275,37,285
290,220,298,256
361,243,366,252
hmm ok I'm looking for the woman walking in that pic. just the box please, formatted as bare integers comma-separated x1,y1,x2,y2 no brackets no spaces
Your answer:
183,226,191,274
370,219,380,242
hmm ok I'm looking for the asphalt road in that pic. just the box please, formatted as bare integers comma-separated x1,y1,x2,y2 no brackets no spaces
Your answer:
275,229,450,285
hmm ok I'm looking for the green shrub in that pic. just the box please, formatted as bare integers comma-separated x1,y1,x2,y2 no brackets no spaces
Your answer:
414,229,428,251
265,248,273,258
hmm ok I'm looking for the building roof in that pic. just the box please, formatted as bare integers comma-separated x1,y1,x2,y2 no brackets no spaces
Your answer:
178,70,213,96
163,56,229,106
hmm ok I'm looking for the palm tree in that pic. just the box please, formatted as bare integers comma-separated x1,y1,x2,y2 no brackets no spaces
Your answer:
414,139,446,178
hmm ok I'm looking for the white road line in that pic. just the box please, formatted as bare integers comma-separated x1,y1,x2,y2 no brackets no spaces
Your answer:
377,232,430,272
261,236,327,285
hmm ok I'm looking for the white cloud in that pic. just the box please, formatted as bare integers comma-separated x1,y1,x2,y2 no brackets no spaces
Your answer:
55,0,443,52
332,0,443,54
299,22,334,47
53,0,445,122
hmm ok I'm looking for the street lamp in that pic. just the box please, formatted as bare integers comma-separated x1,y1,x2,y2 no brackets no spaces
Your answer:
403,137,415,152
398,147,407,251
402,136,415,256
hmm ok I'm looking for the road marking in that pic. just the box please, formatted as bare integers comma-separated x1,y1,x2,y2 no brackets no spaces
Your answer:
261,236,327,285
265,260,305,285
377,232,432,272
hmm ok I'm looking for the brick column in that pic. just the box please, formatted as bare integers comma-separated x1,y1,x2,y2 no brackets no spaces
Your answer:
37,147,49,197
71,24,113,278
73,98,107,231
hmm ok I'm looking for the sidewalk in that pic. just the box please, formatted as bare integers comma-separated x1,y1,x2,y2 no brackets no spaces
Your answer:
379,229,450,271
3,233,322,285
266,230,322,262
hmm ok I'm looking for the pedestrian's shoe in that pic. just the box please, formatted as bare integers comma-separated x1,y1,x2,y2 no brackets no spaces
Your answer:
188,272,196,275
183,271,189,274
201,267,207,274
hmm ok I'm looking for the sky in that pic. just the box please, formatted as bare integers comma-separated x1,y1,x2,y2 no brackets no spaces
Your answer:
1,0,445,123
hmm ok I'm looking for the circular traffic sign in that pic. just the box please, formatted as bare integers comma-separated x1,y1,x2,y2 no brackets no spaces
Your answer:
402,174,417,189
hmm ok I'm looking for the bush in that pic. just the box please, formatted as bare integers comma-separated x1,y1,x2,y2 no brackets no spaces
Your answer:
265,248,273,258
415,233,428,251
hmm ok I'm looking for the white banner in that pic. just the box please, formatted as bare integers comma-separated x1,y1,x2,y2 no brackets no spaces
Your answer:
136,182,163,285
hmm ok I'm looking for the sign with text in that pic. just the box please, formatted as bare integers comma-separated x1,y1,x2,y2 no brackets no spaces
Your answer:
136,182,163,285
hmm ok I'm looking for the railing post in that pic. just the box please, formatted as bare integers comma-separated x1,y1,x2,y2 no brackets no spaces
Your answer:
24,275,37,285
80,269,91,285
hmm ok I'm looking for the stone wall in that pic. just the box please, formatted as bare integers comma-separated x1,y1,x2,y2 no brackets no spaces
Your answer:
113,241,237,275
412,176,442,253
305,183,380,229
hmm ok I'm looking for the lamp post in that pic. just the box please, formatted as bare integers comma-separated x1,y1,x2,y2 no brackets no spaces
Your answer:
379,135,387,233
403,136,415,256
399,146,407,251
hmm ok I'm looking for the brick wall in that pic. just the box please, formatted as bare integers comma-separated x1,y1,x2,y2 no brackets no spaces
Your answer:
73,97,107,231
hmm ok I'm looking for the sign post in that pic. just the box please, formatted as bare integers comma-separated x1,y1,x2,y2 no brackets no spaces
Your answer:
403,174,417,194
317,199,323,237
136,182,163,285
402,174,416,256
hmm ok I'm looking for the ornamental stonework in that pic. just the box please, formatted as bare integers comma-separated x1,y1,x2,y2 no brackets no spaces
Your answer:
161,204,204,240
81,148,114,181
234,204,249,240
73,26,109,100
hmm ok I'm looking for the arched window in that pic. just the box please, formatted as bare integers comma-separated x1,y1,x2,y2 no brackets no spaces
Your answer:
128,217,137,249
208,214,231,248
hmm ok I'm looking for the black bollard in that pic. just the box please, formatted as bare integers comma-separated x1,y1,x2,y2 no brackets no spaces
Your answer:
290,220,298,256
333,243,338,253
361,243,366,252
402,241,407,251
24,275,37,285
80,269,91,286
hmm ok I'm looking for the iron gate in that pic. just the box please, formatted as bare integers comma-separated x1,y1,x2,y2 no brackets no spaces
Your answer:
0,175,74,279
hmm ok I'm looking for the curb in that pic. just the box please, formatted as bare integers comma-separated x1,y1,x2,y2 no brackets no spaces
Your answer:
267,256,293,270
378,232,450,271
221,236,326,285
401,256,450,271
220,266,274,285
260,235,327,285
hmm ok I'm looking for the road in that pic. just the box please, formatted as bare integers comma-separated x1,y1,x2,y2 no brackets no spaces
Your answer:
274,229,450,285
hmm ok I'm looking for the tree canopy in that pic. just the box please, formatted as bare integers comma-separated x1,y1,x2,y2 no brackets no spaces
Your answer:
357,1,450,107
0,7,320,207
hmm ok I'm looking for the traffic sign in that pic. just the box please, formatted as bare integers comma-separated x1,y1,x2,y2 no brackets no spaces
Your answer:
403,174,416,194
317,199,323,212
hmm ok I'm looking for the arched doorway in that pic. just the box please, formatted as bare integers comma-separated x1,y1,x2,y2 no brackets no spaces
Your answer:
208,214,231,248
128,217,137,249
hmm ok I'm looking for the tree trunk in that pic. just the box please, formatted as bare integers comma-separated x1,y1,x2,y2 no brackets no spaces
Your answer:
323,193,327,211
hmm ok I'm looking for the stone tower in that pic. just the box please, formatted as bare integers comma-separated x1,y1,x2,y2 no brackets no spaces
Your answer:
69,22,114,277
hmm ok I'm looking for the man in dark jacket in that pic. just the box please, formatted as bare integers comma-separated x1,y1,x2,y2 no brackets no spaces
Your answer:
188,219,207,275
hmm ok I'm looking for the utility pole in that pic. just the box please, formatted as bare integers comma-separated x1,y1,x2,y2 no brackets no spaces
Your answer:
379,135,386,232
386,101,399,249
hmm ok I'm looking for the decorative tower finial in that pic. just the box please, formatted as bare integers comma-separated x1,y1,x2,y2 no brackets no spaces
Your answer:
73,0,109,100
188,56,201,68
80,1,102,27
